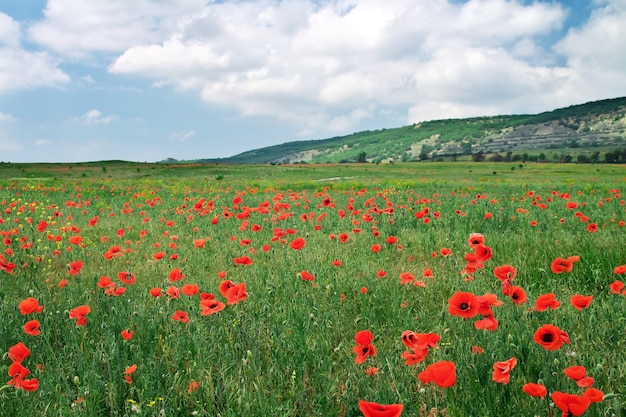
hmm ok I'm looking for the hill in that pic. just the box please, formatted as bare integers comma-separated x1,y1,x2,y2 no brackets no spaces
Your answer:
190,97,626,164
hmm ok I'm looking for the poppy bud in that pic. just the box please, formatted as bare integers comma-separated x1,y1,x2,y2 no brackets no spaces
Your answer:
73,376,80,385
553,358,560,366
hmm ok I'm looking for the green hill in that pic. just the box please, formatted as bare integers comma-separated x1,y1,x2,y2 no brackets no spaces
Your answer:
192,96,626,164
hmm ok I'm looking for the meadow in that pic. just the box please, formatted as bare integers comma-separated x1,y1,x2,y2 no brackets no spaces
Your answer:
0,162,625,416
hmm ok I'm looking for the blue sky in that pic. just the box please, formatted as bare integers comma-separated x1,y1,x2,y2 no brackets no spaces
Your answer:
1,0,625,163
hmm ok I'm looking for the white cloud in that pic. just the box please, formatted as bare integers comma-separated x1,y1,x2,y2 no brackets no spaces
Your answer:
35,139,54,146
74,109,118,125
0,13,70,94
107,0,579,132
170,130,195,142
0,112,17,123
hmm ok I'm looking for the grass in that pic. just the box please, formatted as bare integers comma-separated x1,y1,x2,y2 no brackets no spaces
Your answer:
0,163,624,416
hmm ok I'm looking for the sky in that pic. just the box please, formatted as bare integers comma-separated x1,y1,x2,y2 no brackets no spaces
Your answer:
1,0,625,163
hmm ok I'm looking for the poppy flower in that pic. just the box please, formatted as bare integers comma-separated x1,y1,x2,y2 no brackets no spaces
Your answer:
69,305,91,326
418,361,456,388
149,287,162,297
471,345,484,354
370,244,382,253
551,256,577,274
124,364,137,384
492,357,517,384
193,239,206,248
609,280,625,295
493,265,517,282
181,284,200,296
522,382,547,398
533,324,569,351
68,235,83,245
187,380,200,393
224,282,247,305
118,271,137,285
357,400,403,417
570,294,593,310
153,251,166,260
474,315,498,331
289,237,306,250
563,366,594,388
551,392,591,417
385,236,398,245
583,387,604,403
534,293,561,312
364,367,378,376
508,286,527,306
23,319,41,336
172,310,190,323
447,291,480,319
18,298,44,315
467,233,485,247
8,342,31,363
474,244,493,263
166,286,180,299
401,348,429,365
168,268,185,282
439,248,452,257
299,270,315,281
353,330,376,364
233,256,253,265
67,260,84,276
200,298,226,316
614,265,626,274
121,329,134,340
97,276,114,289
476,293,503,316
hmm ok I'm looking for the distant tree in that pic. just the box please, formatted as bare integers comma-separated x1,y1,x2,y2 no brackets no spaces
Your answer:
522,153,529,162
489,153,504,162
590,151,600,164
472,151,485,162
576,155,590,164
504,151,512,162
538,153,546,162
605,151,618,163
357,152,367,163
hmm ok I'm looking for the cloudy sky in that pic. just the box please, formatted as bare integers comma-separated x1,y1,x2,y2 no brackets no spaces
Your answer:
1,0,625,163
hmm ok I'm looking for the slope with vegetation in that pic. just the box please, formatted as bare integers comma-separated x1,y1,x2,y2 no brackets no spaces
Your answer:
181,97,626,164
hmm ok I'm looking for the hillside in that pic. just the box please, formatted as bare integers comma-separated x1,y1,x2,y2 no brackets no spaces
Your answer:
193,97,626,164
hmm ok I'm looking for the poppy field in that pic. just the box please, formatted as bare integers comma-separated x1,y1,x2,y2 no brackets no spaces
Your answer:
1,163,625,416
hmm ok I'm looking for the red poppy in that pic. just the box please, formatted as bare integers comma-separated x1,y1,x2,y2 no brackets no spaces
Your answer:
200,298,226,316
118,271,137,285
97,276,114,289
563,366,594,388
533,324,569,351
609,280,625,295
149,287,162,297
493,265,517,282
614,265,626,274
18,297,44,315
172,310,190,323
508,286,527,306
289,237,306,250
67,260,84,276
447,291,480,319
522,382,547,398
570,294,593,310
181,284,200,296
551,392,591,417
187,380,200,393
492,357,517,384
474,244,493,263
233,256,253,265
583,388,604,403
353,330,376,364
401,348,429,365
385,236,398,245
23,319,41,336
300,270,315,281
193,239,206,248
332,259,342,267
223,282,247,305
471,345,484,354
439,248,452,257
339,233,349,242
153,251,166,260
68,235,83,245
121,329,134,340
124,364,137,384
8,342,30,363
467,233,485,247
69,305,91,326
168,268,185,282
476,293,503,316
551,256,577,274
418,361,456,388
534,293,561,311
357,400,403,417
370,244,382,253
474,315,498,331
166,286,180,298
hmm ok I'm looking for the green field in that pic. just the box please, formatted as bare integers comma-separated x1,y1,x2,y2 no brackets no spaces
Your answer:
1,162,624,416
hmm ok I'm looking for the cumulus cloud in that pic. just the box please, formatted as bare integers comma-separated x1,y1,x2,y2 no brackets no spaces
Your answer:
0,112,17,123
0,12,70,93
170,130,195,142
107,0,579,131
75,109,118,125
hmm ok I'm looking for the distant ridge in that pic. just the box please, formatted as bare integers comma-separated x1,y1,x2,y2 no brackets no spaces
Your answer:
170,97,626,164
